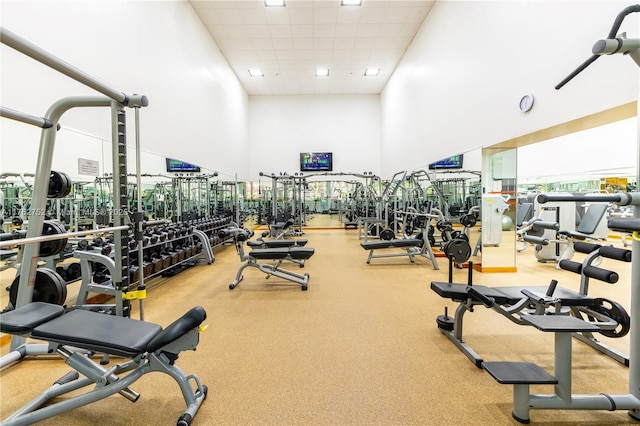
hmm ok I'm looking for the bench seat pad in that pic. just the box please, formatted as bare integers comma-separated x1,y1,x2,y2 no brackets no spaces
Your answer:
32,309,162,358
361,238,422,250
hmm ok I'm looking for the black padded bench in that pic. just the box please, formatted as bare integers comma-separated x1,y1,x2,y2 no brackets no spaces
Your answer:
249,247,315,261
360,238,425,264
0,302,208,425
431,282,595,307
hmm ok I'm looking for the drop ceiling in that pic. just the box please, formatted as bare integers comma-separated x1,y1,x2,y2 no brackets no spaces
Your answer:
189,0,435,95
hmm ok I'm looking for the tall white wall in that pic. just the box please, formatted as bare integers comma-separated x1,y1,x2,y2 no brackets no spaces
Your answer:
248,95,380,181
0,0,249,179
381,0,639,176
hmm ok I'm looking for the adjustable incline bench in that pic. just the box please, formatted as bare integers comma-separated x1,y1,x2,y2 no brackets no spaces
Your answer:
0,302,208,426
248,234,310,267
221,227,314,290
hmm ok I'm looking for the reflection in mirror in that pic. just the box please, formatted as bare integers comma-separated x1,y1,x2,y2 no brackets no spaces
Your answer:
480,147,517,272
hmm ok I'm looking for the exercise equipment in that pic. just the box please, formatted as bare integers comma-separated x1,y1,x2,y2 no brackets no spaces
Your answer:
480,194,509,246
222,226,314,291
432,238,631,368
0,302,208,425
480,187,640,422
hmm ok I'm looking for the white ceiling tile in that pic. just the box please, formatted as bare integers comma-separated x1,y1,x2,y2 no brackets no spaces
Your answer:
214,9,244,25
219,24,251,38
272,37,294,49
335,23,358,38
336,7,360,24
356,23,381,38
313,7,338,24
265,8,290,25
252,38,275,50
382,7,412,24
288,7,314,23
293,37,314,49
192,0,430,95
353,37,376,49
246,25,270,38
315,24,336,38
294,49,314,60
359,6,387,24
269,25,292,38
314,38,334,50
241,8,268,25
291,24,314,37
333,37,356,49
379,23,406,37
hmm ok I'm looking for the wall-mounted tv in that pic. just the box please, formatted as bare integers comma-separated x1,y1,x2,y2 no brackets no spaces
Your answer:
166,158,201,173
300,152,333,172
428,154,463,170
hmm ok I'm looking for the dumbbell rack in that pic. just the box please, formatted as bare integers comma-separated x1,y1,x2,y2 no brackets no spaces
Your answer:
72,225,214,316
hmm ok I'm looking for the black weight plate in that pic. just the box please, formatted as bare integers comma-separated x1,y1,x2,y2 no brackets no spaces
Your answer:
591,297,631,338
48,171,72,198
39,221,67,257
443,239,471,264
380,229,395,241
9,268,67,306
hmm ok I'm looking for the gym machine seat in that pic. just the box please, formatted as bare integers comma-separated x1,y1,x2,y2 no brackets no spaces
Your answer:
0,302,208,426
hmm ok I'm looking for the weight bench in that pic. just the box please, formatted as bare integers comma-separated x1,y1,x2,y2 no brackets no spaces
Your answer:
360,237,439,269
0,302,207,426
221,228,314,290
248,237,309,267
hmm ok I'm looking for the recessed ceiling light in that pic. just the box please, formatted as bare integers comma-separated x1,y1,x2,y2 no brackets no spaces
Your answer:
315,68,330,77
341,0,362,6
248,69,264,77
364,68,380,76
264,0,286,6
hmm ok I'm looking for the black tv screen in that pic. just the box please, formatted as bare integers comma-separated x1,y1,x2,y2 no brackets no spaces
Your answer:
428,154,463,170
166,158,201,173
300,152,333,172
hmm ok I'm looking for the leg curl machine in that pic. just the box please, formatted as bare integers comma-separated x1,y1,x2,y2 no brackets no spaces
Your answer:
0,302,208,426
220,227,314,290
449,191,640,423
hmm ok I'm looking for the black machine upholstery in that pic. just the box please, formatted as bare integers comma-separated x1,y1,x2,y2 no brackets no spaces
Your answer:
360,238,423,250
430,282,595,307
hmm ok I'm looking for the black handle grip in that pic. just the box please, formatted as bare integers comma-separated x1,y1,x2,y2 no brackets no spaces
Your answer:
466,286,495,308
546,279,558,297
538,193,622,204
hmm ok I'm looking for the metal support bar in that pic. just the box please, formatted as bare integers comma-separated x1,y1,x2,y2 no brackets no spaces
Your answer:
0,27,148,108
0,225,129,249
0,106,54,128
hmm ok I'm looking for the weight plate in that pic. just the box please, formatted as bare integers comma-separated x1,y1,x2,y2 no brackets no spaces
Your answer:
9,268,67,306
380,229,395,241
39,221,67,257
590,297,631,338
443,239,472,264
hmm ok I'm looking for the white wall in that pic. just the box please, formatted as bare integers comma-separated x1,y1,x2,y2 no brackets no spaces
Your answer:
0,0,249,179
518,117,637,181
248,95,380,181
381,0,639,176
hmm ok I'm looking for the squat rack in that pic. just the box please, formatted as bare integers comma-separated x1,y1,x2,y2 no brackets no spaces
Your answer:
0,27,149,352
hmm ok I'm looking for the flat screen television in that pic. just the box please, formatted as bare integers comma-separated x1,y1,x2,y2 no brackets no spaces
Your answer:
428,154,463,170
166,158,201,173
300,152,333,172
